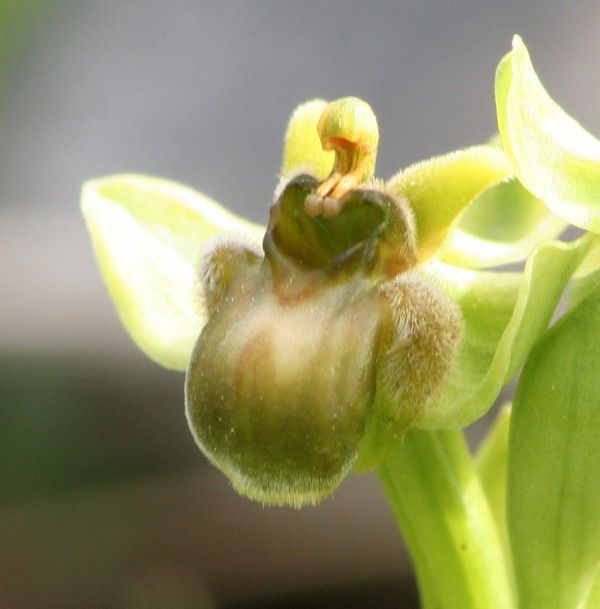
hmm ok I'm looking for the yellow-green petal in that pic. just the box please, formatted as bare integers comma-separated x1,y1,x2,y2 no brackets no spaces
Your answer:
387,146,512,262
81,174,264,370
417,234,591,429
496,36,600,232
441,177,566,268
281,99,335,181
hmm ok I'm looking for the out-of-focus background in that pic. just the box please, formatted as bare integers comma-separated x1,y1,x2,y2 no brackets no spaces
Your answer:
1,2,599,608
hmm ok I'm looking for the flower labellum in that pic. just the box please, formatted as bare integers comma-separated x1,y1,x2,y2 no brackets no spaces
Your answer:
185,98,463,506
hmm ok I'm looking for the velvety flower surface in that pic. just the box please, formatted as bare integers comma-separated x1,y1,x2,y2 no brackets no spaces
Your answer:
82,37,599,506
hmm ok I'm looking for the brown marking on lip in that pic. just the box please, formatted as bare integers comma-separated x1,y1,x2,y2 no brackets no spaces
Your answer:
233,328,274,394
385,256,410,277
272,274,320,306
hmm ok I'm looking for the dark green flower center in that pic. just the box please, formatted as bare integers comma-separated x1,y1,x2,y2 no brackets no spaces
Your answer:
264,175,417,278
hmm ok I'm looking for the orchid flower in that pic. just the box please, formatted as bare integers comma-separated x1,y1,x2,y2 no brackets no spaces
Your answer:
81,36,597,511
80,34,600,609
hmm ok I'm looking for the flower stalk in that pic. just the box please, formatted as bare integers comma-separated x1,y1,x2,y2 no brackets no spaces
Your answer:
378,428,515,609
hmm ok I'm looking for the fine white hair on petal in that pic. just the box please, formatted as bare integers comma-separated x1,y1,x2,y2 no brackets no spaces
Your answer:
378,271,464,423
196,234,262,316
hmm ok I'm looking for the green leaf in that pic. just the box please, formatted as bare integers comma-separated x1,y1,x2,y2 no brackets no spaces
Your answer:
508,285,600,609
387,146,512,262
440,178,565,268
417,235,591,429
587,578,600,609
496,36,600,232
281,99,335,181
81,174,264,370
571,268,600,313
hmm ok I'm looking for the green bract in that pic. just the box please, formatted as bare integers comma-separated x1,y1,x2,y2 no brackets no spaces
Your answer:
81,38,597,507
570,233,600,310
509,287,600,609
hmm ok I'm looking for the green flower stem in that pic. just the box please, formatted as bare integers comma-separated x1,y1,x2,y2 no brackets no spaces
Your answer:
377,428,515,609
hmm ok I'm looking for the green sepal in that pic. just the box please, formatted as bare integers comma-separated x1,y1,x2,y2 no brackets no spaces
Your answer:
417,235,591,429
508,285,600,609
81,174,264,370
496,36,600,232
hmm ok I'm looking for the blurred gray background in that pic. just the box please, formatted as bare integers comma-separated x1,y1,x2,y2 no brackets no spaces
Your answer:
1,2,599,608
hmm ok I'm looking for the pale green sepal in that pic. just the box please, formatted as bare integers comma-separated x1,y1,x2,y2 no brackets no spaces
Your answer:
81,174,264,370
440,178,566,268
417,235,590,429
496,36,600,232
281,99,335,181
387,146,511,262
508,286,600,609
